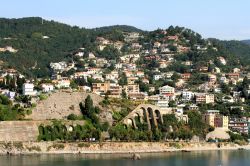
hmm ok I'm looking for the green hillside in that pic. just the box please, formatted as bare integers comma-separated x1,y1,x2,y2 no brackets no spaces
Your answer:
0,17,250,78
242,40,250,45
0,17,142,77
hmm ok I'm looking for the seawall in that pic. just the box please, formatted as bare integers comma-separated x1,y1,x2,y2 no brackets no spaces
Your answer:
0,142,248,155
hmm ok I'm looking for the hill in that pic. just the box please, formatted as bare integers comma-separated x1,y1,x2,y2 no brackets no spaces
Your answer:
242,40,250,45
0,17,92,77
0,17,250,77
218,40,250,65
0,17,145,77
93,25,144,33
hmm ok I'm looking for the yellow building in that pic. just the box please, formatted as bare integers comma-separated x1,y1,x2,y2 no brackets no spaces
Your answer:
203,110,228,129
92,82,122,98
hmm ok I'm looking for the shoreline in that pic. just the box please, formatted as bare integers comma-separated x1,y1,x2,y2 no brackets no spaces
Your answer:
0,142,249,156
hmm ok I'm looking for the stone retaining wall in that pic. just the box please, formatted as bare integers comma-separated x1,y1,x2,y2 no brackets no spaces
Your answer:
0,121,84,142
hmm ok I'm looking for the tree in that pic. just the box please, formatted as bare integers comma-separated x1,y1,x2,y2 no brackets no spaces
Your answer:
168,45,177,52
70,80,78,89
98,45,120,60
84,95,94,116
221,83,230,94
89,60,96,67
137,80,149,92
230,108,243,118
121,89,127,99
168,100,176,107
153,129,162,141
187,111,207,136
67,114,78,120
101,122,110,131
171,72,181,82
0,95,12,105
80,95,101,129
119,72,128,86
16,76,25,93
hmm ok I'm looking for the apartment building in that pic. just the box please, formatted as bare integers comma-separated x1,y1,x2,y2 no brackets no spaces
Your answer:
92,82,122,98
202,110,228,129
229,118,249,134
195,93,214,104
159,85,175,96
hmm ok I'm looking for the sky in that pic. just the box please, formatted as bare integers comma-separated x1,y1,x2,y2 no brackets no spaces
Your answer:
0,0,250,40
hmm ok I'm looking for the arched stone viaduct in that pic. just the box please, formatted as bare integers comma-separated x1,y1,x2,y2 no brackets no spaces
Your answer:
123,104,188,129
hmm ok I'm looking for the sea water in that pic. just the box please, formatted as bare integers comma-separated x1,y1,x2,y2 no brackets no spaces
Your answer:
0,150,249,166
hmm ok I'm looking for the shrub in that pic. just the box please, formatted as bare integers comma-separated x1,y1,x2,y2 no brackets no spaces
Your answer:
169,142,182,149
234,140,248,146
26,109,32,115
67,114,78,120
47,144,65,151
27,146,41,152
13,142,24,149
101,122,110,131
39,94,48,100
78,143,90,148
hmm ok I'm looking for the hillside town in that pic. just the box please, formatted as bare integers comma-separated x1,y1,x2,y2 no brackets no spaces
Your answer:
0,26,250,142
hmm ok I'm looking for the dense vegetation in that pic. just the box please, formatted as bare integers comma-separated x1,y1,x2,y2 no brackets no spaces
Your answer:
0,17,250,78
215,39,250,66
38,120,101,142
0,94,32,121
108,110,210,141
0,17,141,77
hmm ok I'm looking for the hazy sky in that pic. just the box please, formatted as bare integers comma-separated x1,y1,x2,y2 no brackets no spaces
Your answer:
1,0,250,40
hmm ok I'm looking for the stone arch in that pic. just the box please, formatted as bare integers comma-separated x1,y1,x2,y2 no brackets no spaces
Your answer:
127,118,135,128
134,112,141,125
155,109,162,125
62,125,67,132
123,124,128,129
38,125,45,135
141,107,147,122
54,125,60,132
45,125,53,134
147,107,156,129
67,125,74,132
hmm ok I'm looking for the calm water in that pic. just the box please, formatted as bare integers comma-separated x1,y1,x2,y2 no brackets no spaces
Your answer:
0,150,250,166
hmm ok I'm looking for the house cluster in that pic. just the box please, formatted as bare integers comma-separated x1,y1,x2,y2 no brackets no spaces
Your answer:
203,110,250,135
0,29,249,136
44,30,250,136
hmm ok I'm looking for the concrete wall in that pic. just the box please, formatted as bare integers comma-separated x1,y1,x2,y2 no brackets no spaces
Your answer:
28,91,104,120
0,121,84,142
